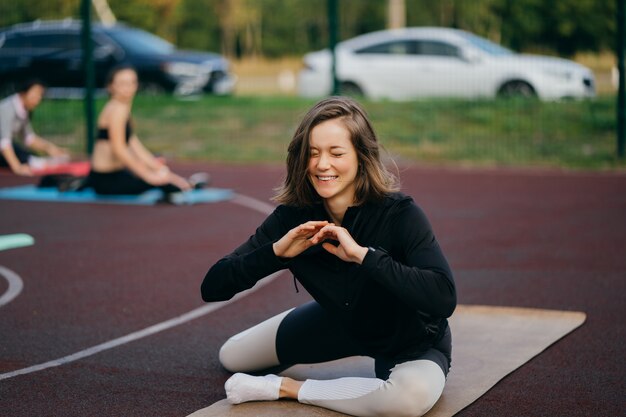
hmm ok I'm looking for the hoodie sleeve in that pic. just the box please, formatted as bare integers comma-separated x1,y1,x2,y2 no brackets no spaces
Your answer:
359,199,456,318
200,205,291,302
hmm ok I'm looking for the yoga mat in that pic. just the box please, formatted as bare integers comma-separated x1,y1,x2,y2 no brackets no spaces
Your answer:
0,185,233,206
0,234,35,251
187,305,586,417
30,161,91,177
27,158,164,177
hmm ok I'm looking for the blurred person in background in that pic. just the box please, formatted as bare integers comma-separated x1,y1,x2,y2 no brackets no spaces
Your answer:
0,79,70,176
88,64,208,199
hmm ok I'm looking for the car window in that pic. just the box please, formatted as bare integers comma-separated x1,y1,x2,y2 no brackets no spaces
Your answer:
416,40,460,58
0,33,81,50
39,34,82,49
355,40,417,55
1,35,36,48
458,32,513,56
105,28,174,55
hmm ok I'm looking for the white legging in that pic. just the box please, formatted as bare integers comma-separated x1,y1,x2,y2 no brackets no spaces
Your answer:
219,307,448,417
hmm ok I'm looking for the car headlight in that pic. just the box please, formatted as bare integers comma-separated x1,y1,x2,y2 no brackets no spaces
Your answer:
542,68,573,81
163,62,205,78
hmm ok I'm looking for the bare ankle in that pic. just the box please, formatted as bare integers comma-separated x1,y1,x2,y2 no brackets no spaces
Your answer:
279,377,304,399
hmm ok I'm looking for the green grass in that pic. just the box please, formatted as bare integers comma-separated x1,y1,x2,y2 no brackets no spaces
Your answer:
33,94,624,170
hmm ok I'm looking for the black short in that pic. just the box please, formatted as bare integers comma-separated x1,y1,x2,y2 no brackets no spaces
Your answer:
88,169,180,195
275,301,452,380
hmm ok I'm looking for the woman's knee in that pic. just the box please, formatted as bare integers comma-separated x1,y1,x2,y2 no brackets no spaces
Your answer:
218,337,247,372
218,329,278,372
218,309,293,372
383,360,446,417
388,380,442,417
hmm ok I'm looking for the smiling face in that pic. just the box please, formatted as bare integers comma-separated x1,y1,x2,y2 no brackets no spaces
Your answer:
307,118,359,208
275,96,398,208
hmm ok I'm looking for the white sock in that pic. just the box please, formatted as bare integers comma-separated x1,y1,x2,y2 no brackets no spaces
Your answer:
224,373,282,404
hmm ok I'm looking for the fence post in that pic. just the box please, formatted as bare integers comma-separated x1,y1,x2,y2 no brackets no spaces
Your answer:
81,0,95,156
618,0,625,158
328,0,339,96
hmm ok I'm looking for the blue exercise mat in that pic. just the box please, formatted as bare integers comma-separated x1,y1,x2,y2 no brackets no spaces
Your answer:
0,185,233,206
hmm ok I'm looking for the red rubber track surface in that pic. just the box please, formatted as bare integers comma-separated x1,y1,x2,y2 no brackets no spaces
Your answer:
0,163,624,417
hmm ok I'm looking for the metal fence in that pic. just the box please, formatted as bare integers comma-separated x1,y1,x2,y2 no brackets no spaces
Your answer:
0,2,623,169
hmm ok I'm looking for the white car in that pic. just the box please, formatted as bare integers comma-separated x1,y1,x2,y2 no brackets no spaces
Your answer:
298,27,595,101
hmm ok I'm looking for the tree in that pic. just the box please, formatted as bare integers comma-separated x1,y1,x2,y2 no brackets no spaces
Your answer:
0,0,80,27
213,0,262,58
0,0,617,58
492,0,615,56
388,0,406,29
176,0,221,52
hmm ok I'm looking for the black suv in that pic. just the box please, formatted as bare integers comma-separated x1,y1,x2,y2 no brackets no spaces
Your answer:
0,19,236,97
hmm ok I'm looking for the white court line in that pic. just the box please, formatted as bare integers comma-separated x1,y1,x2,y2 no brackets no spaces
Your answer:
231,193,277,215
0,272,281,381
0,193,276,381
0,266,24,308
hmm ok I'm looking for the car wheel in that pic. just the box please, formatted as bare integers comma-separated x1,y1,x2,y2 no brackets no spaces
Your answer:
340,82,364,97
498,80,536,98
140,82,167,96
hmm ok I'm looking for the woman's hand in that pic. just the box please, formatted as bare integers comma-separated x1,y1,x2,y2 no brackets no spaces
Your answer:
167,171,192,191
273,221,330,258
46,144,69,159
14,164,33,176
145,167,170,186
311,224,368,264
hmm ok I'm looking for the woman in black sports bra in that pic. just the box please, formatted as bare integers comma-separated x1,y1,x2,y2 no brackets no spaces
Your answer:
88,65,196,197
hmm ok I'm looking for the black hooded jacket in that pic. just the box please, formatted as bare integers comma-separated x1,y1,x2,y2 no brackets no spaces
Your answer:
201,192,456,357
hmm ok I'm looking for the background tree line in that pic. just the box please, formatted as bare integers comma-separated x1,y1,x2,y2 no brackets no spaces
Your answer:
0,0,617,59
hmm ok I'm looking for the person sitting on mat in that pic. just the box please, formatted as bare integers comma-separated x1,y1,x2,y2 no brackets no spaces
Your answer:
88,64,208,198
0,79,70,176
201,96,456,417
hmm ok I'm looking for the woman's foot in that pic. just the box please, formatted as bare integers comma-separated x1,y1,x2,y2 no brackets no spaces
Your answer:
224,373,282,404
188,172,211,189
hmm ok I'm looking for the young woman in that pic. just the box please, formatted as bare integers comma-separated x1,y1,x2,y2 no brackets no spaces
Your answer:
0,79,69,175
89,65,204,197
201,97,456,417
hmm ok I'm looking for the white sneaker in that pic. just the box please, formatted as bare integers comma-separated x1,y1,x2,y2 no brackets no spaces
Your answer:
224,373,282,404
27,156,47,170
164,191,188,205
188,172,211,189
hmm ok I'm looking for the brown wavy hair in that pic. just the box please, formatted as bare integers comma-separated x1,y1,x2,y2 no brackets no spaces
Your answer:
273,96,399,207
